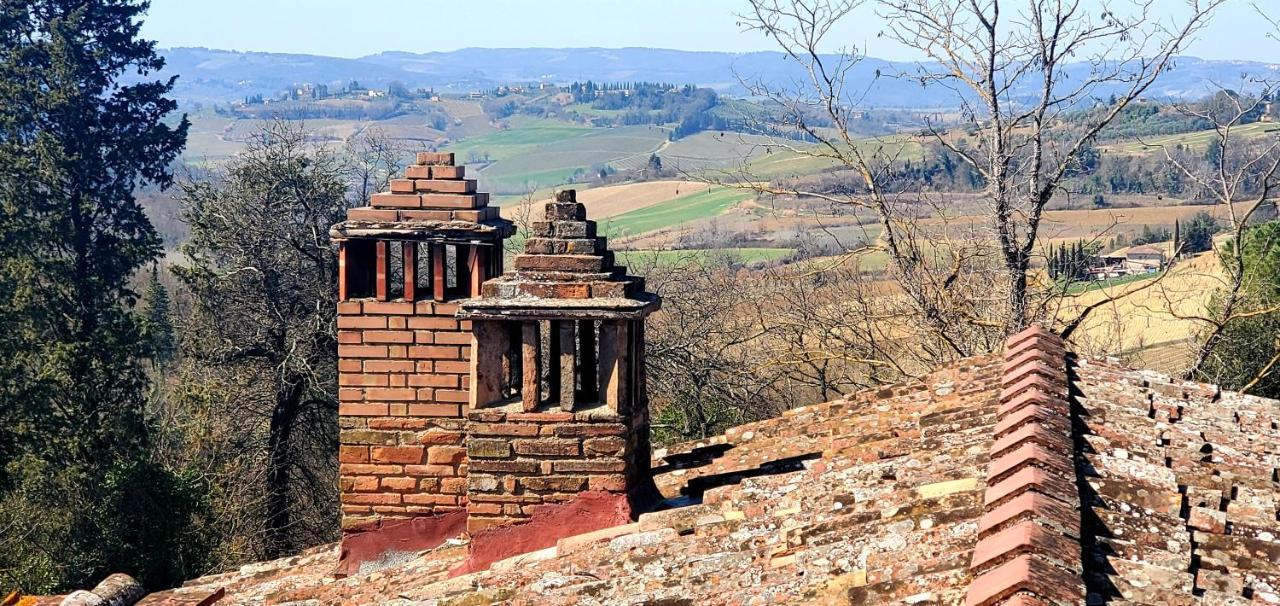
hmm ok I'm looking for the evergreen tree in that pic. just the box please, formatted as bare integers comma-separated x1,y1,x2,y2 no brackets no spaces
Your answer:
1199,220,1280,398
0,0,203,592
144,265,175,365
1183,212,1219,254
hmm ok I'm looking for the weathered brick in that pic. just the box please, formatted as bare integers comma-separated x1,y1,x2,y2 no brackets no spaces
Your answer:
340,463,402,476
555,424,627,438
339,446,369,463
404,464,458,477
470,423,540,437
431,164,464,179
415,430,464,445
341,429,396,445
468,460,539,473
427,446,467,466
370,193,422,208
520,476,586,492
553,459,626,473
468,438,512,459
584,436,627,456
403,493,458,506
350,476,379,492
380,476,417,491
342,492,402,505
513,438,580,456
440,477,467,494
588,475,628,492
414,178,476,194
416,151,454,165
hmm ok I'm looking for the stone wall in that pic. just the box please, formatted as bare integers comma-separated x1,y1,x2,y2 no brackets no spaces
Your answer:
463,407,643,533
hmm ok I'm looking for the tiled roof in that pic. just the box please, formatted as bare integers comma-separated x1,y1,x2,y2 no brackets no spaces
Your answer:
63,329,1280,604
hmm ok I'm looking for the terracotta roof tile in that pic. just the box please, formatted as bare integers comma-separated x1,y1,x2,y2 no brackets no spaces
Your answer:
64,329,1280,605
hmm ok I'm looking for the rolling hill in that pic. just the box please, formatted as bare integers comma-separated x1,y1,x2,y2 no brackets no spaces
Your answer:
155,47,1280,109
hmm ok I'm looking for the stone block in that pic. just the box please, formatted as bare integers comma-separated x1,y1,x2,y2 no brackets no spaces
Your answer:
468,438,512,459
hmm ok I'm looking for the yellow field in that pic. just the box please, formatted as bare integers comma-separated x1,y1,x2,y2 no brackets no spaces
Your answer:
1063,250,1223,365
499,180,709,223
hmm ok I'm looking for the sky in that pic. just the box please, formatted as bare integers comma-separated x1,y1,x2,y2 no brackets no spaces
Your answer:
141,0,1279,61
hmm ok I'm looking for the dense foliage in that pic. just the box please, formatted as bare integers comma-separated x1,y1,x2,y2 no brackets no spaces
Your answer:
0,0,206,592
1198,220,1280,398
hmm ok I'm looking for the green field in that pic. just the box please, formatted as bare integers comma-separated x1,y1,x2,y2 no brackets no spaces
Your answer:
469,125,668,193
1102,122,1280,154
741,134,925,179
616,247,795,266
444,119,593,163
602,187,754,238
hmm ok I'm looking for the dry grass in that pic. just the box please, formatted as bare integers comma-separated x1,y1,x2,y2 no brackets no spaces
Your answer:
499,180,708,222
1063,250,1223,364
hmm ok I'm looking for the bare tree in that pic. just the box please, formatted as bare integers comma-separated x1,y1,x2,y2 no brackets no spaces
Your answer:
734,0,1223,349
345,126,413,206
170,121,348,559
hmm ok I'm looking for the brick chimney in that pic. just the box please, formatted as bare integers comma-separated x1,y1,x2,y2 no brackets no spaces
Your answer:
458,190,661,533
330,152,513,567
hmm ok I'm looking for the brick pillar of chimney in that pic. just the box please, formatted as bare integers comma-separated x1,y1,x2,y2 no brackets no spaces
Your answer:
331,153,513,571
459,190,660,533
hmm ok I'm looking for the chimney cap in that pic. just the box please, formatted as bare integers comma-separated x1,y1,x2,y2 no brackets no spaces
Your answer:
459,189,659,320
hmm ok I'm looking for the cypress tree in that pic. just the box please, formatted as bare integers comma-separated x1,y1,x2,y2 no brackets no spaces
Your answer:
0,0,201,591
144,265,175,365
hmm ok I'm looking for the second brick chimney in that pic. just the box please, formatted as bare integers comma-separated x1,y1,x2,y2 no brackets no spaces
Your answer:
458,190,661,533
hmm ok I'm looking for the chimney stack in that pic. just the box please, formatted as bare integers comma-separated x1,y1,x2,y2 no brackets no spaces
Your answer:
330,153,513,567
459,190,660,533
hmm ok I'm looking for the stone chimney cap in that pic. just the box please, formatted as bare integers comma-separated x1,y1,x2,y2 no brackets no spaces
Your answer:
459,189,659,320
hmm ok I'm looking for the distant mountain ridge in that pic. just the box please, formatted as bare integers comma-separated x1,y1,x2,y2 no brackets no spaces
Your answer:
158,46,1280,108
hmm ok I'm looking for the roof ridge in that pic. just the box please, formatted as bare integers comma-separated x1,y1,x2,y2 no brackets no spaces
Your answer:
964,326,1085,606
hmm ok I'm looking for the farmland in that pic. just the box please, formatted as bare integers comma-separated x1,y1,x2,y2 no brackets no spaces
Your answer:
455,124,668,194
603,187,755,241
1100,121,1280,154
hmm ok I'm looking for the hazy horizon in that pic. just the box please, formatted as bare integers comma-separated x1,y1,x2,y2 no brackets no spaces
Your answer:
142,0,1280,63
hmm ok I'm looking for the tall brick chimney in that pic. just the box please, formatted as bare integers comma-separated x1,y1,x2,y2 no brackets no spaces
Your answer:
330,152,513,570
458,190,660,533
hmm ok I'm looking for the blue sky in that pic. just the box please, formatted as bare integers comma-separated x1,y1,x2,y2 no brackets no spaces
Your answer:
141,0,1279,61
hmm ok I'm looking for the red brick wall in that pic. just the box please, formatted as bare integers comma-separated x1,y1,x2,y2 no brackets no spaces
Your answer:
336,299,473,530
